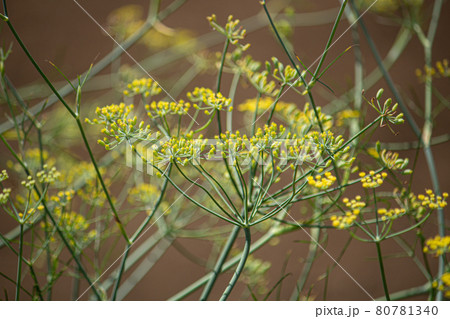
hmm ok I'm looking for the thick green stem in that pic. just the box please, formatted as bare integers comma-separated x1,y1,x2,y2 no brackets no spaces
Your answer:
220,227,251,301
15,223,24,300
200,225,240,300
375,241,390,301
111,244,130,301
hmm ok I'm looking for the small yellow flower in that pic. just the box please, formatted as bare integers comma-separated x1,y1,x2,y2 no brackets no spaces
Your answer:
123,77,161,98
307,172,337,190
423,235,450,256
377,207,406,221
360,171,387,188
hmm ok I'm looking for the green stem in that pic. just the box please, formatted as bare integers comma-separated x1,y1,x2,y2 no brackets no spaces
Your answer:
15,223,24,300
313,0,348,79
215,39,230,135
227,71,241,132
111,244,130,301
375,240,390,301
220,227,251,301
261,1,323,132
266,84,286,125
216,40,229,93
200,225,241,300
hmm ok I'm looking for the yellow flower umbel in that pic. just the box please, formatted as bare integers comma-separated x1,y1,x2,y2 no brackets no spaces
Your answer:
416,59,449,82
330,196,365,229
129,183,159,206
377,207,406,221
207,14,249,49
417,189,448,209
153,134,207,167
0,184,11,205
307,172,337,190
336,109,360,127
86,103,156,150
41,210,97,249
36,165,61,184
238,97,294,113
437,273,450,299
187,87,232,114
123,77,162,98
360,171,388,188
330,214,357,229
145,100,193,118
423,235,450,256
0,169,8,182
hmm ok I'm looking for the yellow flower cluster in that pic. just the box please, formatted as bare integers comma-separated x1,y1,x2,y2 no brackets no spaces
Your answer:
21,176,35,190
241,255,271,295
245,70,278,96
60,161,111,206
0,188,11,205
107,5,144,41
153,134,207,167
145,100,193,118
214,123,285,165
62,161,99,186
88,103,134,125
307,172,337,190
377,207,406,221
423,235,450,256
250,123,285,151
417,189,448,209
359,171,388,188
238,97,294,113
207,14,249,48
285,104,333,136
343,195,366,211
361,0,423,14
380,150,409,170
142,28,197,52
214,130,250,163
0,169,8,182
86,103,154,150
336,109,360,127
17,206,41,224
129,183,159,205
187,87,232,114
50,190,75,207
416,59,449,82
330,196,365,229
41,210,97,248
36,165,61,184
269,57,302,87
123,78,161,98
436,273,450,298
330,212,358,229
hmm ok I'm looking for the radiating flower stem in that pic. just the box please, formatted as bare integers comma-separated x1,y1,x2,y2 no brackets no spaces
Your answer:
200,225,241,300
220,227,251,301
